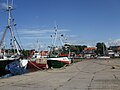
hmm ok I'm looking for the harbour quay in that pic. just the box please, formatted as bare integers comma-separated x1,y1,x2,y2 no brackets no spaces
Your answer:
0,59,120,90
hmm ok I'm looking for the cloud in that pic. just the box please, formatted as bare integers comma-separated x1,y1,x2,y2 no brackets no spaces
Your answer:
69,39,120,47
16,28,70,38
68,39,97,46
14,28,71,49
57,29,70,32
106,39,120,47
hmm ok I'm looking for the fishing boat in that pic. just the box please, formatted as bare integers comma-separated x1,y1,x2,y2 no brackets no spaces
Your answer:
47,26,71,68
0,0,28,77
47,57,71,68
27,39,48,70
28,52,47,70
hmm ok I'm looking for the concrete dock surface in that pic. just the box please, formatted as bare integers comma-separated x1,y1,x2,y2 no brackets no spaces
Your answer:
0,59,120,90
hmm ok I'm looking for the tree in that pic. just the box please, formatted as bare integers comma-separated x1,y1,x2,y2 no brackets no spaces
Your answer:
96,42,107,56
21,49,31,58
61,44,87,54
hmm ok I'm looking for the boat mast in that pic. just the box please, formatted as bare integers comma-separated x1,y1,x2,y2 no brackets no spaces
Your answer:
53,24,64,47
0,0,20,55
7,0,20,55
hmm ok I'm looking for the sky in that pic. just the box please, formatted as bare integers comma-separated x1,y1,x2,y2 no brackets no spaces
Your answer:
0,0,120,50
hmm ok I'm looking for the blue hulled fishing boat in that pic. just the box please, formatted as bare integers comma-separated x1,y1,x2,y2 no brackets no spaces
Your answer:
0,0,28,77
